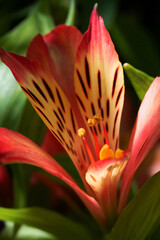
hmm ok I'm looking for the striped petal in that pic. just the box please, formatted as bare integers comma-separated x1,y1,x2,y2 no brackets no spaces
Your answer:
41,130,65,155
74,7,124,151
0,49,90,181
86,158,127,222
119,77,160,212
0,127,106,225
27,25,83,105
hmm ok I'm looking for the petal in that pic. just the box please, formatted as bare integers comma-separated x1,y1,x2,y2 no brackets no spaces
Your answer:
86,158,127,222
27,25,83,105
0,166,13,206
0,49,89,181
74,7,124,151
41,130,65,155
0,127,106,225
119,77,160,212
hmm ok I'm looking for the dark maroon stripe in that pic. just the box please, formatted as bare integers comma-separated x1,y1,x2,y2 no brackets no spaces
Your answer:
57,130,65,142
21,87,35,101
97,70,102,98
53,110,64,130
113,110,119,139
116,137,119,150
98,98,101,109
33,80,47,102
42,79,55,102
81,146,86,161
22,87,44,109
56,88,65,112
36,107,53,127
101,108,104,118
93,126,97,135
106,99,110,117
106,122,108,132
98,123,101,134
76,69,88,98
58,108,65,123
85,57,91,88
115,86,123,107
76,94,86,112
70,109,76,134
65,142,70,151
51,130,64,144
69,140,73,147
112,67,119,98
57,122,63,132
67,128,75,142
91,102,96,116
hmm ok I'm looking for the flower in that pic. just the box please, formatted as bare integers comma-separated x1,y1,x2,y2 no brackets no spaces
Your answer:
0,6,160,227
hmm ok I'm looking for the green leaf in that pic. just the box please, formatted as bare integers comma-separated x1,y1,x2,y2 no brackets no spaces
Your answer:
0,221,55,240
0,207,92,240
65,0,76,26
123,63,154,100
0,63,26,129
0,222,56,240
106,172,160,240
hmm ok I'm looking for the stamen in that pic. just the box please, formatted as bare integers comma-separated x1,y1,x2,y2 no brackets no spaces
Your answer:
115,148,124,159
92,128,100,160
78,128,95,164
88,118,96,127
99,144,114,160
88,117,100,160
82,137,95,164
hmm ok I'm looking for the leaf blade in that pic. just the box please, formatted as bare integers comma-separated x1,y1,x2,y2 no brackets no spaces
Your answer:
0,207,92,240
106,172,160,240
123,63,154,100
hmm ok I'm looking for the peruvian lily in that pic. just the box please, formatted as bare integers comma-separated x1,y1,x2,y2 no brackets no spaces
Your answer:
0,6,160,227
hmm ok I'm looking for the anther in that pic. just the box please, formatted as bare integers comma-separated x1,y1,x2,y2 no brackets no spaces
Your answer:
115,148,124,159
99,144,114,160
93,114,103,123
88,118,96,127
78,128,86,137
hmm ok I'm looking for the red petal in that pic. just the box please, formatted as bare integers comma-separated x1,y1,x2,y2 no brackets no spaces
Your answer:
119,77,160,212
27,25,83,105
41,130,65,155
0,166,13,206
86,158,127,221
74,7,124,151
0,128,106,224
0,48,90,181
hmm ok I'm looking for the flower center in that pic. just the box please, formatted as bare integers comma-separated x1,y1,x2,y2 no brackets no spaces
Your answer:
78,115,125,164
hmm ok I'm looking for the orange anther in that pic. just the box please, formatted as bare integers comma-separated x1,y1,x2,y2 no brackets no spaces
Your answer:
88,118,96,127
115,148,124,159
93,115,103,123
99,144,114,160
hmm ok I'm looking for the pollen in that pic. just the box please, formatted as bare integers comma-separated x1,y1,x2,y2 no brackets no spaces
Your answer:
93,114,103,122
99,144,114,160
78,128,86,137
115,148,124,159
88,118,96,127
